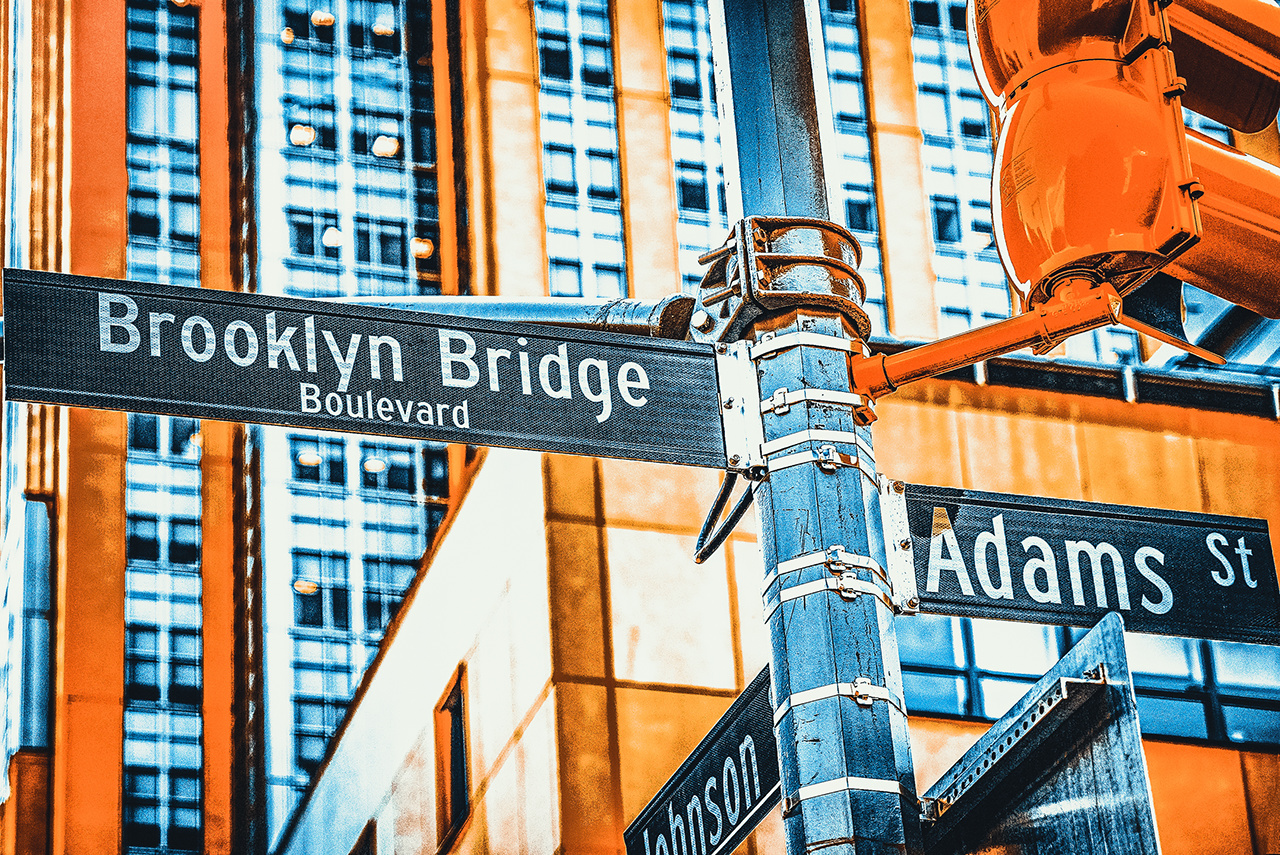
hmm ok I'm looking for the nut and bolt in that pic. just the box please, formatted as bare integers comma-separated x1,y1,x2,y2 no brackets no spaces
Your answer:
723,397,735,410
892,481,905,494
898,539,911,550
692,309,716,333
728,453,742,466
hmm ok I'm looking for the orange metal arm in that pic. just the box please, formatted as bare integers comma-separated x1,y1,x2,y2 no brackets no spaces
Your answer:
852,282,1122,399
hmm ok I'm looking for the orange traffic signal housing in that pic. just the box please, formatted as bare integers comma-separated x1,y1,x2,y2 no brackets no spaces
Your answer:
969,0,1280,320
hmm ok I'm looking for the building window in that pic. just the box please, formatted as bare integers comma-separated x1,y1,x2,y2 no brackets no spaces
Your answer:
669,49,700,99
845,186,877,233
549,259,583,297
581,37,612,86
170,417,200,456
911,0,941,28
168,519,200,566
126,625,162,702
129,414,160,452
356,218,408,267
124,766,162,846
364,558,417,633
168,770,202,851
435,667,469,849
587,150,619,200
169,629,202,706
129,191,162,238
539,32,571,80
932,196,962,243
593,264,625,299
291,436,346,486
676,162,709,213
360,443,416,493
293,551,351,630
545,144,577,195
288,210,341,260
128,516,161,563
424,446,449,500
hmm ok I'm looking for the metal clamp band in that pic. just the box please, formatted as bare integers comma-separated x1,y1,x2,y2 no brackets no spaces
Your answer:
762,386,868,416
771,545,886,585
763,575,895,622
794,776,907,801
768,445,878,484
750,330,869,361
762,428,873,458
773,677,908,724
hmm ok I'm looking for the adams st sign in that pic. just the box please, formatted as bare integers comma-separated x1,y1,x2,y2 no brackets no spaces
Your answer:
2,268,729,468
895,484,1280,645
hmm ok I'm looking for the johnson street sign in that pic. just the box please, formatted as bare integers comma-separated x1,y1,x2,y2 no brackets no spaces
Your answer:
624,667,780,855
2,268,728,468
892,483,1280,644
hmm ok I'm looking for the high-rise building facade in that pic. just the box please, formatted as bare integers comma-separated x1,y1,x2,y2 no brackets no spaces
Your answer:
1,1,1279,854
245,0,456,839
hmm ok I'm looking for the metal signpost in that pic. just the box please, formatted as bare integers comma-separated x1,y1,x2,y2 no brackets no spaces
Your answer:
920,612,1160,853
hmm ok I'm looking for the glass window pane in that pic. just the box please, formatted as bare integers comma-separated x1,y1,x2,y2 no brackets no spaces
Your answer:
1124,633,1202,686
1135,695,1209,740
1211,641,1280,693
902,672,966,716
896,613,963,668
969,619,1059,676
980,677,1034,719
1223,704,1280,744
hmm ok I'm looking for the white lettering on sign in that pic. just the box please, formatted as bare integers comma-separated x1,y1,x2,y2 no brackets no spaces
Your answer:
642,735,761,855
1206,533,1258,589
94,291,659,430
435,329,650,423
924,507,1175,615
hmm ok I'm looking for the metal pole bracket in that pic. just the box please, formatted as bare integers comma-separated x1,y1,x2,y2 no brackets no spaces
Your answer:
714,340,766,475
688,217,872,344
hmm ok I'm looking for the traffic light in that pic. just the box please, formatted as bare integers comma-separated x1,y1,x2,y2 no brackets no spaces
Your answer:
968,0,1280,321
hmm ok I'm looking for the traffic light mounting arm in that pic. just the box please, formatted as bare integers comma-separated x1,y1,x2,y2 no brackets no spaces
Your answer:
850,281,1125,400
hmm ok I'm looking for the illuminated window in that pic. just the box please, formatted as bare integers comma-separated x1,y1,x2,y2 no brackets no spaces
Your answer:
293,552,352,630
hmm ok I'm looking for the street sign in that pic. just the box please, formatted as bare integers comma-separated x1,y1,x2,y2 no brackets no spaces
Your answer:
922,612,1159,853
2,268,727,468
624,667,780,855
891,483,1280,644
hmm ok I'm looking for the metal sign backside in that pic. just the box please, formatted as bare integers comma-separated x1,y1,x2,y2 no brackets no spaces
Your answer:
3,269,727,468
893,483,1280,644
922,612,1161,853
624,667,780,855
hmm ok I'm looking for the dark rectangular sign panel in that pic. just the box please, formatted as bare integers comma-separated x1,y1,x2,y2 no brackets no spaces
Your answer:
625,667,779,855
903,483,1280,644
2,269,727,468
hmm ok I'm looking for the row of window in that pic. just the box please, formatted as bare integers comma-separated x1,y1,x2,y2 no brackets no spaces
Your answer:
283,7,402,54
293,552,417,634
288,437,448,497
284,109,434,165
126,624,202,707
128,516,200,567
899,616,1280,746
124,764,202,852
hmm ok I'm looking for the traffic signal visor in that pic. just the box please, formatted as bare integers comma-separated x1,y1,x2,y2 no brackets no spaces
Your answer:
970,0,1280,321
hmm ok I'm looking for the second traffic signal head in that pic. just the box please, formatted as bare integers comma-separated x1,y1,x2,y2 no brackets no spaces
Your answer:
969,0,1280,319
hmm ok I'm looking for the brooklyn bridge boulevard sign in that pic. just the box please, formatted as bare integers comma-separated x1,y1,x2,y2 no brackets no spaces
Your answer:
2,268,727,468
